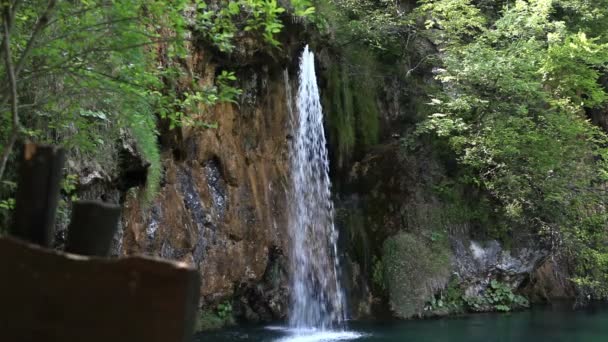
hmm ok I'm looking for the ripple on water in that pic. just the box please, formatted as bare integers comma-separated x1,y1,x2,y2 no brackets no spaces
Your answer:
266,326,364,342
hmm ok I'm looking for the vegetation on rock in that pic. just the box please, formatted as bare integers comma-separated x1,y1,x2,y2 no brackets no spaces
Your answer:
195,302,235,332
381,232,451,318
413,0,608,299
315,0,608,315
0,0,315,226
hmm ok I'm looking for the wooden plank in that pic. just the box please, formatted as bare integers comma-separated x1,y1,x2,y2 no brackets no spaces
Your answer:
11,143,65,247
65,200,121,256
0,237,200,342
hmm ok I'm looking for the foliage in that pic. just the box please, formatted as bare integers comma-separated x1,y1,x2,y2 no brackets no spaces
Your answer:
195,301,235,332
290,0,316,17
464,280,529,312
425,278,465,313
195,0,315,51
326,0,411,53
417,0,486,45
414,0,608,297
0,0,311,206
371,255,386,291
0,198,15,211
0,0,192,204
426,279,528,314
216,301,233,320
382,232,451,318
61,174,79,202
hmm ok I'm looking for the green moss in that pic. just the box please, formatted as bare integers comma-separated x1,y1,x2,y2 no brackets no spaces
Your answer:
348,47,380,149
195,306,235,332
195,310,226,332
382,232,451,318
324,64,356,169
372,255,386,291
353,82,380,148
340,207,369,268
323,46,381,168
126,111,162,206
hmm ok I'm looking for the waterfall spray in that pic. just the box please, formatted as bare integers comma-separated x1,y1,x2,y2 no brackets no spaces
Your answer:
287,45,346,331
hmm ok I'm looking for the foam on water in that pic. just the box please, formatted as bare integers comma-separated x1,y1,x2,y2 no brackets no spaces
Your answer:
267,326,363,342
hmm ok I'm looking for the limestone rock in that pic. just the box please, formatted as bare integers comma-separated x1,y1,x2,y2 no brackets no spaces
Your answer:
451,238,547,298
121,47,295,321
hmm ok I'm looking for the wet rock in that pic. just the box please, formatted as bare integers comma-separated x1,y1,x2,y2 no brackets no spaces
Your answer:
451,238,547,297
233,246,290,322
121,55,292,313
521,256,576,303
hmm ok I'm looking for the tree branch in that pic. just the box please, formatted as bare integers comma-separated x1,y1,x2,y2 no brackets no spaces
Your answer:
0,0,57,112
0,5,20,181
14,0,57,76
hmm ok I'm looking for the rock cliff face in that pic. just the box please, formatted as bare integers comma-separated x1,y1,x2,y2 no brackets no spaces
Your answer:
119,38,303,321
338,140,552,319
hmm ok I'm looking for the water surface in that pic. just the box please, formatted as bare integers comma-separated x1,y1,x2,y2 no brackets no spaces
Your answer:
197,304,608,341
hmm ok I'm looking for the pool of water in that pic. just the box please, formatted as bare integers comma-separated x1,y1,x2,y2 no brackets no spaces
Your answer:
196,303,608,341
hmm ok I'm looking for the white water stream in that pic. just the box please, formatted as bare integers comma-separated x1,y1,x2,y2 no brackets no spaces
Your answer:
287,45,346,332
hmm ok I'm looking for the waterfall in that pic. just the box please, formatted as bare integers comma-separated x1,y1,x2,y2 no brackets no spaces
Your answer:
287,45,346,331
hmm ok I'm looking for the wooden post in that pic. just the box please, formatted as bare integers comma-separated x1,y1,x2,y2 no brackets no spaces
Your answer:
11,143,65,247
65,200,121,257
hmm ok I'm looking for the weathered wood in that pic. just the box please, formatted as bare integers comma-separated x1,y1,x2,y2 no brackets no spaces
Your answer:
0,237,200,342
11,143,65,247
66,200,121,256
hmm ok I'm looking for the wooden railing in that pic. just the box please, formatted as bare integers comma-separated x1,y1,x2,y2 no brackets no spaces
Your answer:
0,144,201,342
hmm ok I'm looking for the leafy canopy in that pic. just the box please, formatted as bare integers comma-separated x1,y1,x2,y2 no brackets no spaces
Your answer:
415,0,608,297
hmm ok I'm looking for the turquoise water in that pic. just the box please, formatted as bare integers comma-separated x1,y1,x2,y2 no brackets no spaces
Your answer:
197,304,608,341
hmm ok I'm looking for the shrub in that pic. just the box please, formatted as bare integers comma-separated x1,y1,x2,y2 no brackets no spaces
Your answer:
383,232,451,318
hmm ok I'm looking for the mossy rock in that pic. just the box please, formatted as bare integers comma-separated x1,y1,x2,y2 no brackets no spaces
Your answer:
382,232,451,318
195,310,235,332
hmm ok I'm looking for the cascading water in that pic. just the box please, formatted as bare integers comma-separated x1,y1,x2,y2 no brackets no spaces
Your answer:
287,45,346,331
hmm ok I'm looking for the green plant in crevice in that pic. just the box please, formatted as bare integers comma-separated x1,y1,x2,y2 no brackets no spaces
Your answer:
371,255,386,291
464,280,529,312
0,197,15,234
196,310,229,332
216,301,233,320
194,301,235,332
0,198,15,211
61,174,79,202
426,279,528,313
124,108,162,205
425,278,465,313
